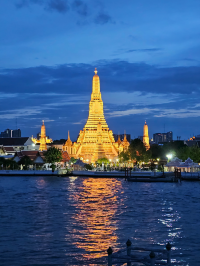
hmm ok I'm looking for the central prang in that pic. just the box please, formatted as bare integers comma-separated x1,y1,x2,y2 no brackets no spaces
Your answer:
63,68,129,163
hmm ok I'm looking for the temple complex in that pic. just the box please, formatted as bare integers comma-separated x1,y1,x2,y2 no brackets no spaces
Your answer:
32,121,52,151
143,121,150,150
63,69,129,163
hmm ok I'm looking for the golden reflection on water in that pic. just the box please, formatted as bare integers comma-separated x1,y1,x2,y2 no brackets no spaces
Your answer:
71,178,122,259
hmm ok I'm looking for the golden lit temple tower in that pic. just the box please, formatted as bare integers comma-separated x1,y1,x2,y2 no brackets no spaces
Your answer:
31,121,52,148
143,121,150,150
122,132,130,152
39,120,47,151
63,68,127,163
64,131,73,154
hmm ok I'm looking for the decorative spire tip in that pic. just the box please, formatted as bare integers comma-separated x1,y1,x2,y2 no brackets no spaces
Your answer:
94,68,98,75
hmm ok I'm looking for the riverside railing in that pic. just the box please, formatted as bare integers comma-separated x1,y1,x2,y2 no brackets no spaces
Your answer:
107,239,172,266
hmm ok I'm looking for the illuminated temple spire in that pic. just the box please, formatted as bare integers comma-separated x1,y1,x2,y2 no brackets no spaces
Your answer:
65,130,72,146
83,67,108,130
122,130,129,151
124,131,127,142
39,120,47,151
143,120,150,150
74,68,119,163
63,68,130,163
117,133,121,145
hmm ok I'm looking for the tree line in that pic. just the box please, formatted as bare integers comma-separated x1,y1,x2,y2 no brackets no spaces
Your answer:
119,139,200,164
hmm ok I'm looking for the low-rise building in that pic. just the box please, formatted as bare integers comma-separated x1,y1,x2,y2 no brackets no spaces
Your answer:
13,151,45,164
73,159,86,171
0,137,40,155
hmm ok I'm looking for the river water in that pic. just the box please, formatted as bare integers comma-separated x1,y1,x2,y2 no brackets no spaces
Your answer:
0,176,199,265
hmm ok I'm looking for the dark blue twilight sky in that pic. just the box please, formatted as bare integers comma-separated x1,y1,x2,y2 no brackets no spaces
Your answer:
1,0,200,141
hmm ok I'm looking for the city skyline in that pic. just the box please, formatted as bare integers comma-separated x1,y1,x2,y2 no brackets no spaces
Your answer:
1,1,200,140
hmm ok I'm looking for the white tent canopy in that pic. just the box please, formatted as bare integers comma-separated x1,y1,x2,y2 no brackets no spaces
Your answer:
165,157,182,167
166,157,200,172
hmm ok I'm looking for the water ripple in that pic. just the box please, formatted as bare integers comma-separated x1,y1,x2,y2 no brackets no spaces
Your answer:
0,176,199,265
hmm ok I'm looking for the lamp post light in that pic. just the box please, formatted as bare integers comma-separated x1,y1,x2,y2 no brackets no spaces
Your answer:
116,158,119,168
166,154,172,162
109,159,112,168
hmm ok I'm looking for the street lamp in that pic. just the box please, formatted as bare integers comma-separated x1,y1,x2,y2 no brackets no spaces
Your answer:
166,154,172,161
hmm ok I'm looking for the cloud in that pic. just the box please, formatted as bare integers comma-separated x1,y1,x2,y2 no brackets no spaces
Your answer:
0,106,42,119
72,119,86,124
1,60,200,139
154,108,200,118
107,106,200,119
72,0,87,16
103,91,179,106
0,93,18,99
16,0,70,13
94,12,112,24
127,48,162,53
1,61,200,97
108,108,155,118
15,0,114,25
48,0,69,13
15,0,29,8
113,48,162,56
0,94,87,119
16,0,46,9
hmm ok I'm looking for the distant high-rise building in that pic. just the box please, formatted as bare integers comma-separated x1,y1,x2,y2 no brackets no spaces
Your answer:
113,134,131,143
0,128,21,138
153,131,173,144
37,132,40,140
12,129,21,138
153,133,163,144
